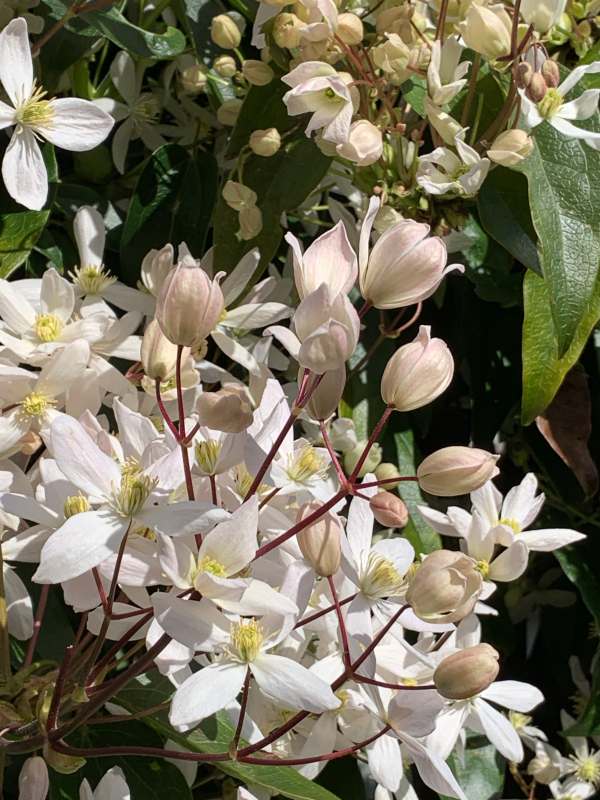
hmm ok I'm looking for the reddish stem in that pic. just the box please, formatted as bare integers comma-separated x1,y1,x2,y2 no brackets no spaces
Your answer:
154,379,180,440
24,584,49,668
349,407,393,482
328,576,351,670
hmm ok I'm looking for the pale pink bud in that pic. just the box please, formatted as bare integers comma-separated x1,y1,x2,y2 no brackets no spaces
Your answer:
433,644,500,700
337,120,383,166
242,60,274,86
296,502,343,577
370,491,408,528
406,550,482,624
286,221,357,300
488,129,533,167
211,14,241,49
417,446,500,497
459,4,512,61
360,217,459,310
303,366,346,421
140,244,175,297
156,255,224,348
249,128,281,157
381,326,454,411
18,756,49,800
196,384,254,433
337,12,364,45
141,318,181,380
294,285,360,374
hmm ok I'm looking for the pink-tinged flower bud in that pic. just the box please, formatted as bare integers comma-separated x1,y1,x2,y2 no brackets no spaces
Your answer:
527,73,548,103
294,285,360,374
196,384,253,433
488,129,533,167
433,644,500,700
336,120,383,166
370,491,408,528
303,366,346,421
406,550,482,624
541,58,561,88
515,62,534,89
286,221,357,300
141,319,181,380
381,326,454,411
18,757,48,800
296,502,343,576
337,12,364,45
156,255,224,348
375,462,402,489
360,215,460,310
417,446,499,497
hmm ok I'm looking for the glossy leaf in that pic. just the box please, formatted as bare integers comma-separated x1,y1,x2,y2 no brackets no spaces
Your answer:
440,736,505,800
521,269,600,423
0,211,50,278
80,7,186,58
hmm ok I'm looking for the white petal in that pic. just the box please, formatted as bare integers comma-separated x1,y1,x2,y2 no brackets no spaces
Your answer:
367,734,402,792
37,99,114,152
480,680,544,712
346,487,376,568
472,698,523,762
551,116,600,142
2,128,47,210
426,706,468,760
0,278,36,333
221,249,260,305
37,340,90,398
250,653,341,712
4,565,33,640
388,690,444,738
33,510,128,583
49,413,120,498
520,528,586,551
560,90,600,121
0,18,33,107
93,766,131,800
0,410,30,457
136,502,230,538
111,51,138,107
402,734,467,800
0,493,59,527
198,497,258,575
18,756,49,800
74,206,105,268
221,303,291,331
40,268,74,322
359,195,381,273
262,325,301,360
211,329,261,376
0,100,16,130
489,540,528,582
152,593,229,651
170,662,246,730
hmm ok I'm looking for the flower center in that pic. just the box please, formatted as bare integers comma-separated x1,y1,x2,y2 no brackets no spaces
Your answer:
231,619,263,662
362,551,405,598
69,265,116,295
197,555,227,577
498,517,522,534
20,392,54,418
538,87,563,119
475,559,490,579
111,467,157,517
63,494,91,518
509,711,531,731
35,313,63,342
195,440,222,475
133,93,161,124
16,84,54,127
570,753,600,786
286,445,327,484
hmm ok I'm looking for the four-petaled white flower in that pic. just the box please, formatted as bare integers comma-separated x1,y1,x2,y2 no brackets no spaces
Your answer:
0,18,113,209
417,136,490,197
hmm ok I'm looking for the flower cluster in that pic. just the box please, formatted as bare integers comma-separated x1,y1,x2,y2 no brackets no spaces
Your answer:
0,165,585,796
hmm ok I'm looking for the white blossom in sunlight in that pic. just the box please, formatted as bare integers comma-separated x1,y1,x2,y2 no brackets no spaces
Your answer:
0,18,113,208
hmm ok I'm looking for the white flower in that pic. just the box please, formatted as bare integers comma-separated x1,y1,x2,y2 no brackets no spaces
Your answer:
32,414,228,584
560,711,600,791
417,137,490,197
0,18,113,208
520,60,600,149
520,0,567,34
282,62,354,144
421,473,586,553
80,767,130,800
285,221,357,300
152,597,341,730
0,341,90,457
94,51,169,173
427,37,469,106
71,206,155,316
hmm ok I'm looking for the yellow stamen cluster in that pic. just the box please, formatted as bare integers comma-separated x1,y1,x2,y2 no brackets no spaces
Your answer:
231,619,263,662
133,94,161,124
538,88,563,119
111,469,157,517
195,440,222,475
197,555,227,577
570,753,600,786
475,560,490,579
286,445,327,484
69,265,116,295
35,313,63,343
20,392,54,418
361,551,405,598
16,84,54,127
63,495,91,518
498,517,522,534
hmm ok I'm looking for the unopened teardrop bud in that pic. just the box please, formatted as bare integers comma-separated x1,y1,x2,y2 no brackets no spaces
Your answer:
370,491,408,528
541,58,560,88
344,441,382,477
249,128,281,157
141,318,180,380
515,61,533,88
375,462,402,490
433,644,500,700
296,502,343,577
416,446,499,497
196,384,253,433
303,366,346,421
211,14,242,49
213,55,237,78
337,12,364,45
527,72,548,103
406,549,482,624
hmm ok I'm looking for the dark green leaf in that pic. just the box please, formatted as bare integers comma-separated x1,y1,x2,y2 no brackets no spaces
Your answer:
394,429,442,554
80,7,186,58
477,167,540,273
116,673,341,800
516,120,600,356
440,736,505,800
0,211,50,278
120,145,217,282
521,270,600,423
